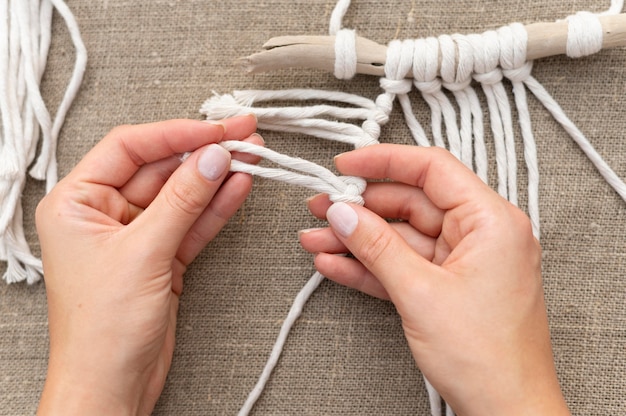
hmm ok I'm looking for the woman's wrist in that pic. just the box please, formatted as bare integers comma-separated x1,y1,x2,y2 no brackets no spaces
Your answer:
38,350,144,415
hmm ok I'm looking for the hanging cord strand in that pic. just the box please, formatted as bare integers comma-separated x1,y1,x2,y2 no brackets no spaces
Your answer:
222,140,367,416
524,9,626,203
238,271,325,416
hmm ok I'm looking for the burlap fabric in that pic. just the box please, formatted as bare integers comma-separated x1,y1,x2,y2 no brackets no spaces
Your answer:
1,0,625,414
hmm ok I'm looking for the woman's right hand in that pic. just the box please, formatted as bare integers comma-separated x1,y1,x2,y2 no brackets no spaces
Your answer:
300,144,570,415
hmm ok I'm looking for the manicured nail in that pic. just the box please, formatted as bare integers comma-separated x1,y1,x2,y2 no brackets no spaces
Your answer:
198,144,230,181
249,132,265,144
326,202,358,238
298,228,324,237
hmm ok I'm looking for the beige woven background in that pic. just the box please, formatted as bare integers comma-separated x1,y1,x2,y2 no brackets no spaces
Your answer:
1,0,625,414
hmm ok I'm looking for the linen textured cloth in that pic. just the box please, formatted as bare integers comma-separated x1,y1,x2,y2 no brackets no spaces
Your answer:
1,1,625,414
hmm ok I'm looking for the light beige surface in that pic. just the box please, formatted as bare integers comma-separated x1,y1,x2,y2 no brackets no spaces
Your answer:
1,1,625,414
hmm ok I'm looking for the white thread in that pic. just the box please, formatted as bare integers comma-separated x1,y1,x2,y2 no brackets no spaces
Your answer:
424,376,442,416
334,29,357,79
566,12,603,58
1,0,86,284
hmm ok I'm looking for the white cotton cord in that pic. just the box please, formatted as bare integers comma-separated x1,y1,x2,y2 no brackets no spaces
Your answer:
601,0,624,15
523,75,626,203
452,33,487,181
334,29,357,80
329,0,351,35
201,90,385,148
412,37,461,155
499,23,541,238
238,271,326,416
566,12,603,59
1,0,86,284
469,31,511,200
45,0,87,191
381,39,429,147
221,140,367,204
424,376,442,416
439,34,476,170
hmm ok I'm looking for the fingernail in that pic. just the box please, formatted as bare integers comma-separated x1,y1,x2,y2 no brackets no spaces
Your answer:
246,112,258,122
333,152,347,162
198,144,231,181
298,228,324,237
326,202,358,238
250,132,265,144
204,120,227,133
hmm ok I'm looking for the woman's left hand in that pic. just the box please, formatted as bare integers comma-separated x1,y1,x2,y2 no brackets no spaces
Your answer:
36,115,260,415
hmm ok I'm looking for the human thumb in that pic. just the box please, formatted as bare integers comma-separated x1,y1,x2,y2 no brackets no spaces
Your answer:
325,202,437,297
132,143,232,258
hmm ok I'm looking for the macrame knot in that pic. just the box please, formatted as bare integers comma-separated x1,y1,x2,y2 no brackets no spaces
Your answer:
354,133,379,148
329,176,367,205
414,79,442,94
472,68,503,86
374,93,394,115
502,61,533,83
438,34,473,92
441,78,472,92
380,77,413,95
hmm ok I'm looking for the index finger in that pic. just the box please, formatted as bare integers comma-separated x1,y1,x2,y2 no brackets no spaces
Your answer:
70,115,257,188
334,144,495,211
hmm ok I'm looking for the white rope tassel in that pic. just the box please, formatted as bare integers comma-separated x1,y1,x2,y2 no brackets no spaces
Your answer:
0,0,86,284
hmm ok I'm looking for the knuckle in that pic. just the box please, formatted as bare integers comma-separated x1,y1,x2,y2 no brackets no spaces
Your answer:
164,178,207,217
356,228,393,268
107,124,133,138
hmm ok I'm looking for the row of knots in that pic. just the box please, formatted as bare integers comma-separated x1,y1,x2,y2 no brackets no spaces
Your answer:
381,22,531,93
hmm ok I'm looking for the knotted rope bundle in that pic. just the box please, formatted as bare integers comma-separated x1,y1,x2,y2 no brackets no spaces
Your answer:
201,1,626,414
0,0,86,284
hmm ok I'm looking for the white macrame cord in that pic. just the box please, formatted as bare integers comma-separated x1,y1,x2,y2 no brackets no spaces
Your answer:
0,0,86,284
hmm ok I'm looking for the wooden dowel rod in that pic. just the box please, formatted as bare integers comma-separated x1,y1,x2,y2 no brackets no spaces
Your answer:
237,13,626,77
